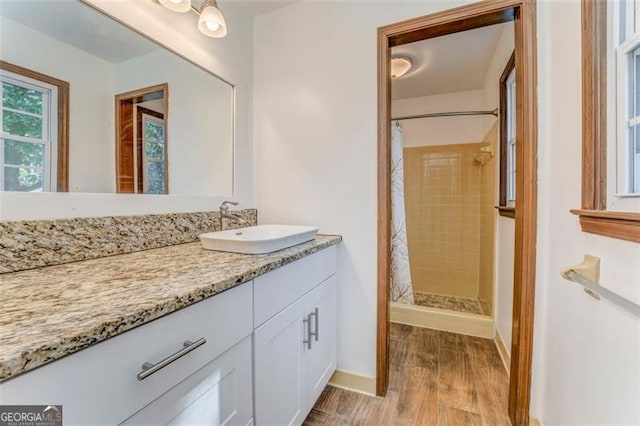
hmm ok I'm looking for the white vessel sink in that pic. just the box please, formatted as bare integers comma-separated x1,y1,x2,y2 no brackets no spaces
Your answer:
199,225,319,254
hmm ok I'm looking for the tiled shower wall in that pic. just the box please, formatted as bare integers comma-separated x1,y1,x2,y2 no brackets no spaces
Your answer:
403,143,483,298
478,123,498,315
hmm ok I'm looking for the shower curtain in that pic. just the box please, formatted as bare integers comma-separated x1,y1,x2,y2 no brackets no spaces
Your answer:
390,121,414,304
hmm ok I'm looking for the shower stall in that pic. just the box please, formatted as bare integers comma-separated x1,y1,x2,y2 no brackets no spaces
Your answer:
390,109,498,331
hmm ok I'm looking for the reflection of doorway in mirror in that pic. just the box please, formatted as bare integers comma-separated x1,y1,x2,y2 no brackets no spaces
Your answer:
115,83,168,194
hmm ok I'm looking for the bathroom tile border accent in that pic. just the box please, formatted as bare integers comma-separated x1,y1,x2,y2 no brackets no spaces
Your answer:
0,209,257,273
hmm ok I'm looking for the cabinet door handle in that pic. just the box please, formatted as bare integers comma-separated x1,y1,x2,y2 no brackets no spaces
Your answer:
310,307,319,342
303,314,312,350
137,337,206,381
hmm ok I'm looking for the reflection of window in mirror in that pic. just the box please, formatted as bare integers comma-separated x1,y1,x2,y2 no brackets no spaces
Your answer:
115,83,168,194
576,0,640,242
0,61,69,192
498,51,516,218
141,113,166,194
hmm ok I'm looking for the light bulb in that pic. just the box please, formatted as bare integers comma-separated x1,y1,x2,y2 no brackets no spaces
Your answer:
158,0,191,13
197,1,227,38
205,21,220,31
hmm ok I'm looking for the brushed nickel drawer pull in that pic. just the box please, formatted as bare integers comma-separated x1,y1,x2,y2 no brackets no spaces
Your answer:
137,337,207,381
303,314,312,350
310,307,319,342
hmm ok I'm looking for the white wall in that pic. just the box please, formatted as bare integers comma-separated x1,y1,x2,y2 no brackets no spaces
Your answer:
481,21,516,351
115,50,233,196
0,0,254,220
482,22,514,132
0,16,115,193
391,89,486,146
532,0,640,423
495,218,514,350
255,0,640,423
253,0,473,380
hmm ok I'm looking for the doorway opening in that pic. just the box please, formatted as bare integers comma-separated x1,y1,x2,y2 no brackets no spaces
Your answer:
115,83,168,194
377,2,537,425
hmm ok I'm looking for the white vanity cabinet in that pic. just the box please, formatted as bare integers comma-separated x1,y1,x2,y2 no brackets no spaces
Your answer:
0,244,338,426
253,247,337,425
0,283,254,426
304,275,338,409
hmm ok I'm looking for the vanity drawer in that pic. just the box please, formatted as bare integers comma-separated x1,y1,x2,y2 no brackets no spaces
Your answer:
0,282,253,426
253,245,336,328
121,336,253,426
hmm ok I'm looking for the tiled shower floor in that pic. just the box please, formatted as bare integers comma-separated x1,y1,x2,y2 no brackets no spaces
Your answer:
413,291,487,315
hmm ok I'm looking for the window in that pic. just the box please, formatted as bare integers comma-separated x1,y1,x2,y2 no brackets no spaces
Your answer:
615,0,640,196
0,61,69,192
498,51,516,218
141,114,166,194
577,0,640,243
506,67,517,203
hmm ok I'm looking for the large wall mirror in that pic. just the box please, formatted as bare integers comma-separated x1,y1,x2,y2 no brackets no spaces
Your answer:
0,0,234,196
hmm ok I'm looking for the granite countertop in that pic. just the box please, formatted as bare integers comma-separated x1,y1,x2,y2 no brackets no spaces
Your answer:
0,235,342,382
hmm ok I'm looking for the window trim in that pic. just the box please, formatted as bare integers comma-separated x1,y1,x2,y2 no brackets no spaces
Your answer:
0,60,69,192
574,0,640,243
498,50,516,219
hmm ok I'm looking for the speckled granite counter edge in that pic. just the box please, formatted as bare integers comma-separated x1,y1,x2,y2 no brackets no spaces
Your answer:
0,235,341,382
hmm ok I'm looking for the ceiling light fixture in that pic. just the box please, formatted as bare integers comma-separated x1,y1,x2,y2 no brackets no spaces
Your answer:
158,0,192,13
391,56,413,79
153,0,228,38
197,0,228,38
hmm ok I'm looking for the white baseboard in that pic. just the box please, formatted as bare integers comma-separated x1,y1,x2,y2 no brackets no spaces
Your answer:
390,302,495,338
530,416,543,426
494,331,511,373
328,369,376,396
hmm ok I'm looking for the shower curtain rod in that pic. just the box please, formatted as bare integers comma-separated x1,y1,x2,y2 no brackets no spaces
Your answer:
392,108,498,121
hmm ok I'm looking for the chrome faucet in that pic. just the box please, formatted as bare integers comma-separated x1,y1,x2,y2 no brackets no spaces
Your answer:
219,201,250,228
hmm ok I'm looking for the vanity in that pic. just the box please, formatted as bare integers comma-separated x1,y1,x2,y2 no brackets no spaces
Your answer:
0,0,341,423
0,235,341,425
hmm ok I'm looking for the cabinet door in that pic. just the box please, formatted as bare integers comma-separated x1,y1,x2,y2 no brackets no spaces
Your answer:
305,276,337,409
254,296,307,426
121,337,253,426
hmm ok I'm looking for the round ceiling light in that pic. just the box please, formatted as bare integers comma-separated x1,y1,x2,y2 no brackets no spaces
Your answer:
391,56,413,79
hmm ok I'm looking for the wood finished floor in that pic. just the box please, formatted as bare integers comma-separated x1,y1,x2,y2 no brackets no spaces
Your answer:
304,323,510,426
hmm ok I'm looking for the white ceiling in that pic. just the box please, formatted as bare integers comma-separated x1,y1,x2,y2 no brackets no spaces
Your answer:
230,0,303,16
0,0,159,63
391,22,511,100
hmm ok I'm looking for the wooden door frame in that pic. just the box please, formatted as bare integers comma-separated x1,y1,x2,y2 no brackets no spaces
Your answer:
115,83,169,194
376,1,537,425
